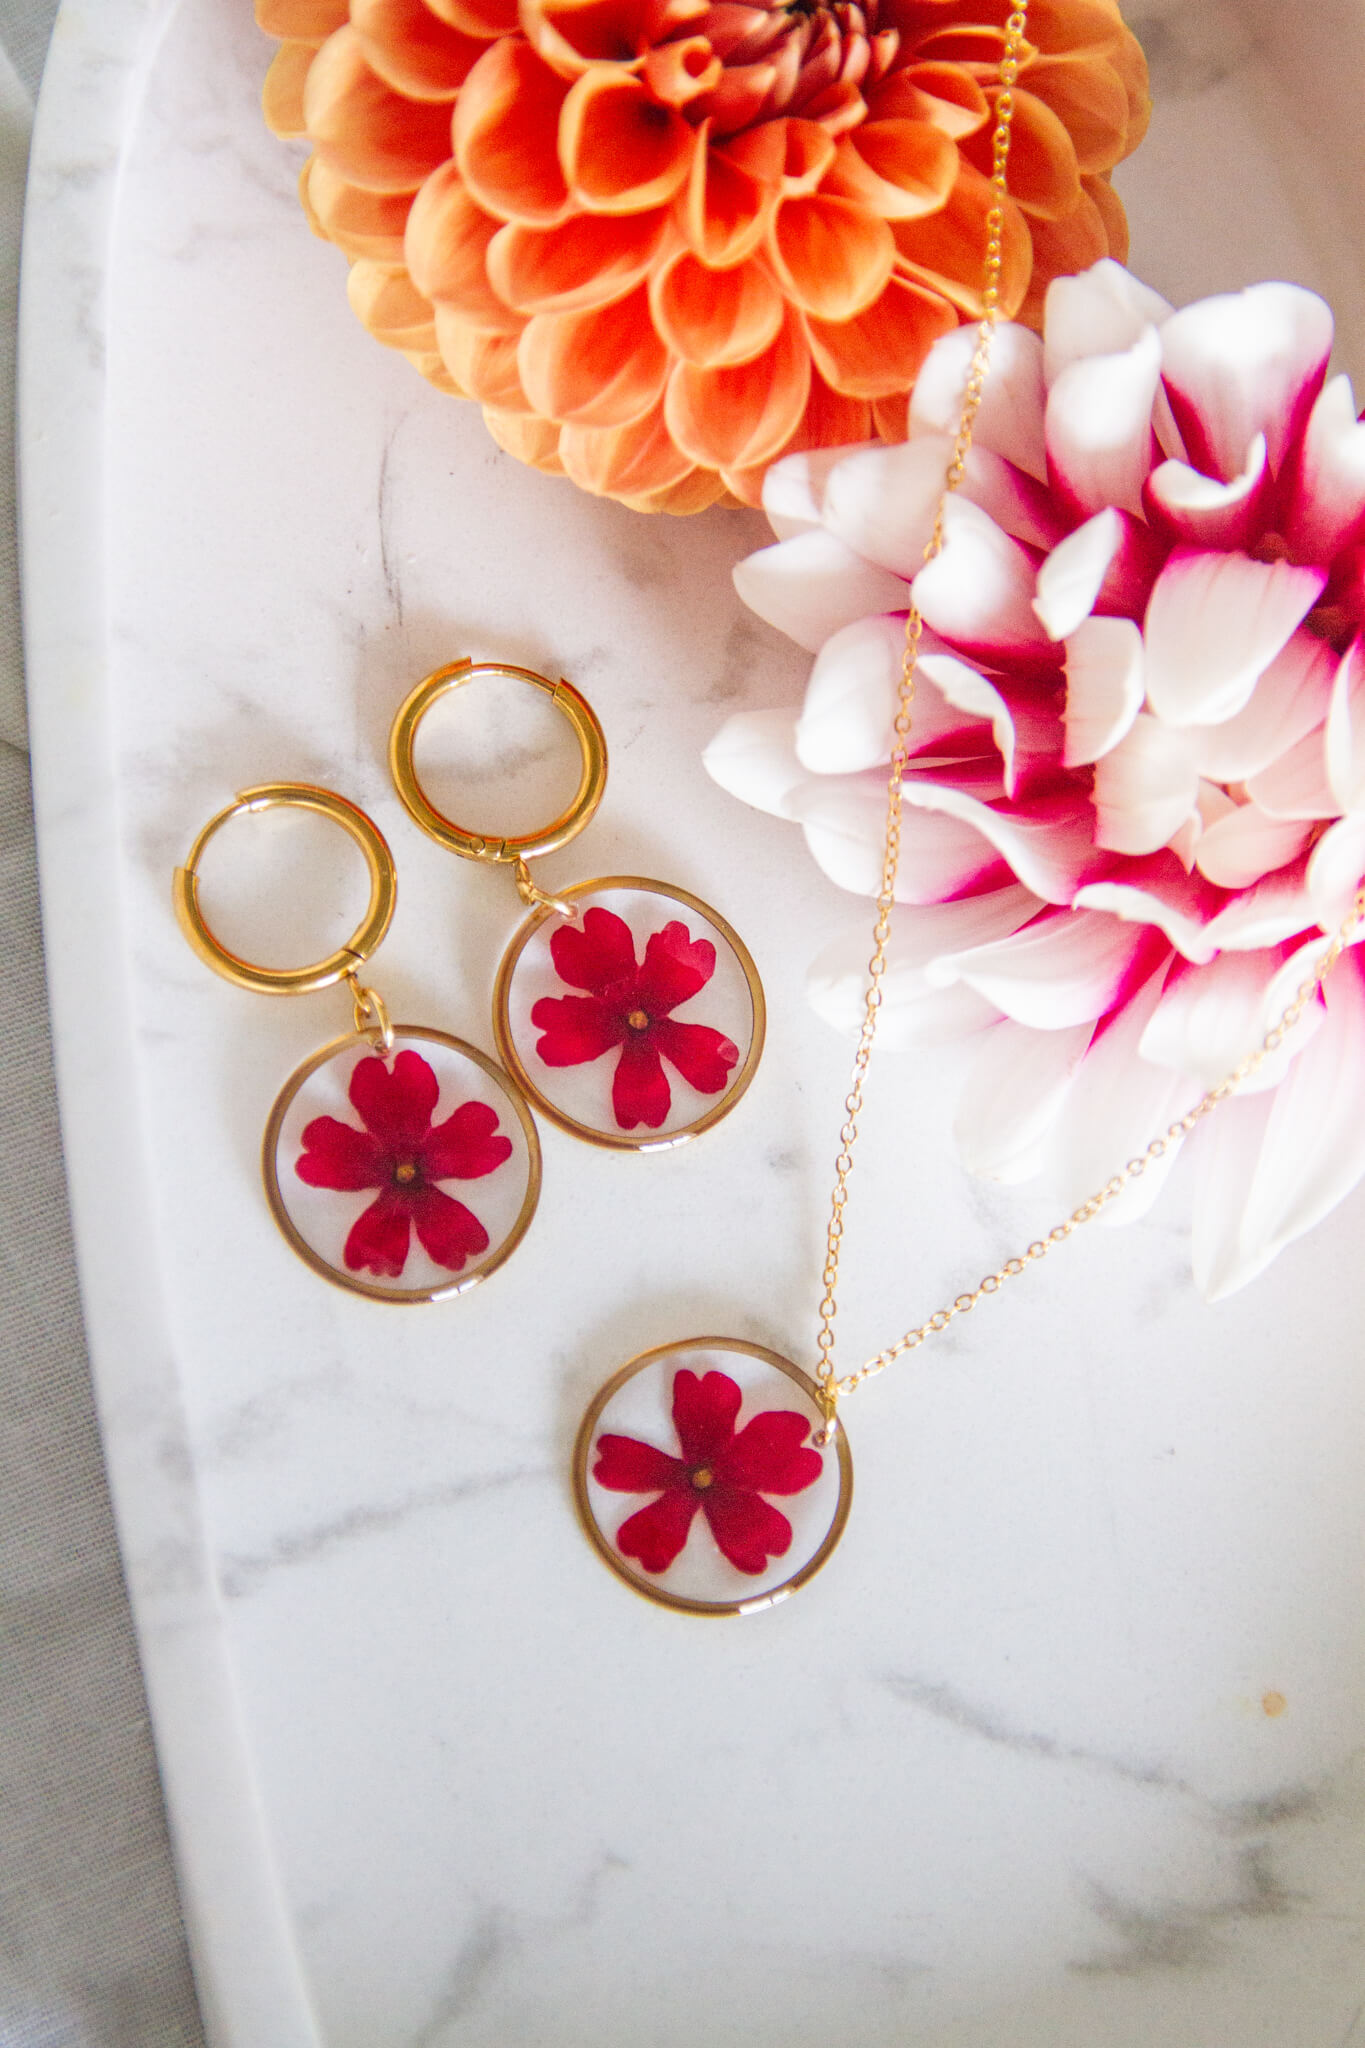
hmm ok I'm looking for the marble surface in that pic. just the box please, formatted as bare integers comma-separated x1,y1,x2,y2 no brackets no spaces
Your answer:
20,1,1365,2043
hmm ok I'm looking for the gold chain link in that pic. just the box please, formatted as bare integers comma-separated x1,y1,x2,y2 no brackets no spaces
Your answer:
812,7,1029,1423
812,0,1365,1427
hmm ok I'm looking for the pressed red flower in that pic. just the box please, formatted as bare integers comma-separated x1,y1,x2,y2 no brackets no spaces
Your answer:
594,1366,823,1574
296,1047,513,1276
530,905,740,1128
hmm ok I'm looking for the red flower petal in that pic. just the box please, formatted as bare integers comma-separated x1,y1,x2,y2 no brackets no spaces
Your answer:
671,1367,742,1464
634,919,717,1014
349,1049,440,1149
419,1098,513,1179
593,1432,688,1493
650,1018,740,1096
531,991,626,1066
295,1115,388,1190
548,905,639,993
408,1185,491,1270
344,1189,412,1276
715,1408,823,1494
614,1488,701,1574
701,1487,795,1574
612,1034,672,1128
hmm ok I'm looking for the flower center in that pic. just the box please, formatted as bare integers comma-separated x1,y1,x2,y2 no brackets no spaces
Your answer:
393,1160,419,1185
690,1466,715,1490
626,1008,651,1032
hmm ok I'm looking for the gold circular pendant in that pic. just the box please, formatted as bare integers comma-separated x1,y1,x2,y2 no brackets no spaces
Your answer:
573,1338,853,1615
261,1026,541,1303
493,877,765,1152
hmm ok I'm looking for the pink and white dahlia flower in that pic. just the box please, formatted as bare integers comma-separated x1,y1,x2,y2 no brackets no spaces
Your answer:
706,260,1365,1296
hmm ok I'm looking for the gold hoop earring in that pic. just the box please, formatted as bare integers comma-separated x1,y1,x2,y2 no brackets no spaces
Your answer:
174,782,541,1302
390,660,766,1153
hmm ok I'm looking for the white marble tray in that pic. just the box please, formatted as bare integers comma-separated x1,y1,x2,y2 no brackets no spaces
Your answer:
20,3,1365,2044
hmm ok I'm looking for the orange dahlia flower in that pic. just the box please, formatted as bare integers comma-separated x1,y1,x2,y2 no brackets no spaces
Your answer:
258,0,1149,512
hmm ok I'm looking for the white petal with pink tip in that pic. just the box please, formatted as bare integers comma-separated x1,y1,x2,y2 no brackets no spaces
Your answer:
1283,374,1365,561
926,907,1156,1031
1042,259,1172,387
1139,948,1320,1093
1044,324,1160,520
1042,966,1196,1226
1230,959,1365,1287
733,530,908,653
912,498,1054,664
702,708,809,819
1188,630,1333,782
1061,617,1144,769
911,320,1048,480
954,1019,1093,1183
1326,635,1365,813
1143,548,1325,728
1092,713,1200,856
791,779,1007,902
1144,433,1268,552
1157,281,1333,481
1193,803,1315,888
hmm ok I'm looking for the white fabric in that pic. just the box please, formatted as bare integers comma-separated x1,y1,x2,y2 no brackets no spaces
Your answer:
1,5,205,2042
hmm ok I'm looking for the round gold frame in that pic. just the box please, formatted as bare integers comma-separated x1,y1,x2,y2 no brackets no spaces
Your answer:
492,876,766,1153
261,1025,542,1305
173,783,397,996
572,1337,854,1617
389,658,608,865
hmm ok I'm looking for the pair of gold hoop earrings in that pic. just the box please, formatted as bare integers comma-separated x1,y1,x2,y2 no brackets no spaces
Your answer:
174,659,766,1304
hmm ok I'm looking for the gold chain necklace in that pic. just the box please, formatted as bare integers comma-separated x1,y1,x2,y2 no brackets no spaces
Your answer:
571,1,1365,1613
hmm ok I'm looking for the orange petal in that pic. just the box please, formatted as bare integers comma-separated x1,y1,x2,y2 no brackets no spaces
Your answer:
643,39,722,108
676,124,774,266
621,468,731,514
424,0,518,33
454,40,572,224
347,261,439,350
805,271,957,399
304,27,456,193
892,162,1032,319
664,306,811,469
559,402,695,497
650,249,783,367
435,305,531,407
256,0,348,39
487,208,667,315
559,71,697,215
867,63,989,140
913,22,1038,70
872,389,908,443
721,368,871,504
960,83,1080,222
482,406,566,472
1019,55,1132,175
518,284,670,425
262,42,315,137
778,118,837,197
303,155,412,259
1017,182,1109,328
1083,170,1128,263
408,348,468,396
767,193,894,322
520,0,690,74
822,118,958,222
351,0,486,99
405,161,522,328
